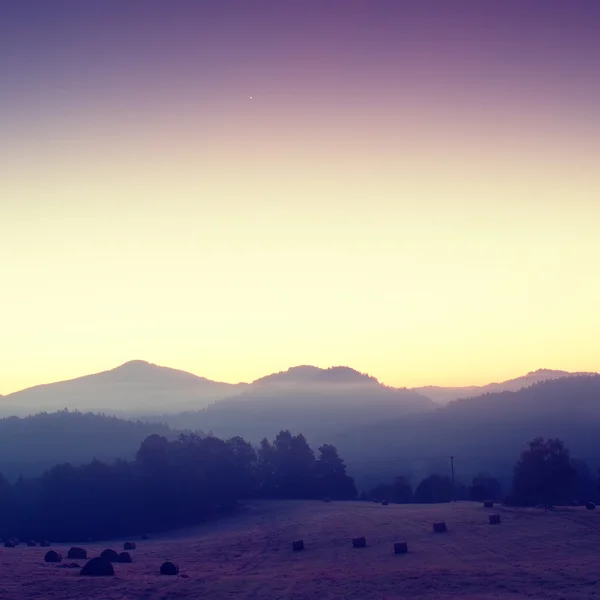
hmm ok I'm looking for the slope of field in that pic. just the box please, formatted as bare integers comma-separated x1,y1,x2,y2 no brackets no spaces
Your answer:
1,501,600,599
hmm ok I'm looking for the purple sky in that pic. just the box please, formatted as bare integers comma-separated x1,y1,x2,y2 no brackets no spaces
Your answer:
3,1,600,122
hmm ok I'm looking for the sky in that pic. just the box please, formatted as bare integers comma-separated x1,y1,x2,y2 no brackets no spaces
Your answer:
2,0,600,394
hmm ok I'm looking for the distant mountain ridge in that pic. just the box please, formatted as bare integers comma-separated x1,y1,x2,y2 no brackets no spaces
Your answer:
1,361,596,420
412,368,595,404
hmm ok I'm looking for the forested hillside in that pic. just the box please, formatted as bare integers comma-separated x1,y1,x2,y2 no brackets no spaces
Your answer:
0,411,175,480
335,376,600,490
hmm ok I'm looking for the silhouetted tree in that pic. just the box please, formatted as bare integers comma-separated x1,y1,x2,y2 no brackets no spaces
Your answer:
571,459,597,504
391,476,412,503
257,438,277,497
269,431,316,498
315,444,356,499
512,437,576,506
415,474,453,503
469,473,502,502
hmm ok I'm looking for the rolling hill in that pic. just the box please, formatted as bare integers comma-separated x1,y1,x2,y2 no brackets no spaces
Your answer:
0,360,247,416
149,366,435,442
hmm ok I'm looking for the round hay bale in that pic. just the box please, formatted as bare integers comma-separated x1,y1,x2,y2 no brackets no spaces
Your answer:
26,540,37,547
124,541,136,550
292,540,304,552
141,533,150,540
40,540,51,547
571,500,580,507
80,556,115,577
323,497,331,503
44,550,62,563
13,538,20,545
4,540,15,548
100,548,120,562
489,513,501,525
586,502,596,511
381,500,389,506
393,541,408,554
118,551,132,563
160,561,179,576
352,536,367,548
483,500,494,508
433,521,447,533
67,547,87,560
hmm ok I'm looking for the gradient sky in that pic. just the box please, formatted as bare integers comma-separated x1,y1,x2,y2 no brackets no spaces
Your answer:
2,0,600,394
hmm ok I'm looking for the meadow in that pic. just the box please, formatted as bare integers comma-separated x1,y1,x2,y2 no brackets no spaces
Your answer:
1,500,599,600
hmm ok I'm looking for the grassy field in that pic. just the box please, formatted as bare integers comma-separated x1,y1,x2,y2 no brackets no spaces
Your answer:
1,500,600,599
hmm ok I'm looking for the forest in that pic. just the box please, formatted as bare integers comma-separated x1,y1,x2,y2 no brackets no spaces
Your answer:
0,430,356,542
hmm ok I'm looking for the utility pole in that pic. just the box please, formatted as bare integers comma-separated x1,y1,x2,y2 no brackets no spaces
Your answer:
450,455,455,501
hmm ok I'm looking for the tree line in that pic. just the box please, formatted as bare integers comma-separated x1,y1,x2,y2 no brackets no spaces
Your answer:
365,437,600,507
0,430,356,542
1,432,598,544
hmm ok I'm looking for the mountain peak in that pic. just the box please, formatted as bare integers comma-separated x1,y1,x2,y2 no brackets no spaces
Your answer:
524,368,566,377
252,365,379,387
116,360,154,370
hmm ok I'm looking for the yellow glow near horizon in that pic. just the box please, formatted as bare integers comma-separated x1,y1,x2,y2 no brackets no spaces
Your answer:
2,109,599,395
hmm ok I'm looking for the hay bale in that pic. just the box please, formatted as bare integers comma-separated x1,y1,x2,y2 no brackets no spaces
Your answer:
292,540,304,552
571,500,580,507
13,538,19,545
483,500,494,508
118,551,132,563
141,533,150,540
323,497,331,503
160,561,179,576
26,540,37,547
124,541,136,550
586,502,596,511
352,536,367,548
100,548,120,562
80,557,115,577
67,547,87,560
433,521,447,533
40,540,51,547
381,500,389,506
489,513,501,525
44,550,62,563
393,541,408,554
4,540,15,548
